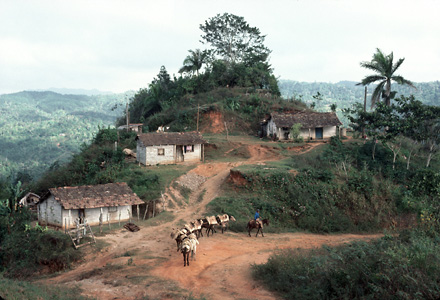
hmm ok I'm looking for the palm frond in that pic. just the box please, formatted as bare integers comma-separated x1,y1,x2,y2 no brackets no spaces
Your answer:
359,75,386,86
392,58,405,74
370,81,386,108
392,75,416,89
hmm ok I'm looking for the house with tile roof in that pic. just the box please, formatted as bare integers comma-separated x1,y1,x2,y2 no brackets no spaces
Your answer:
37,182,144,228
135,132,206,166
262,111,342,140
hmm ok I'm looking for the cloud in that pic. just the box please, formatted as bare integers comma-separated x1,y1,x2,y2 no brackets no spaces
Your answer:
0,0,439,94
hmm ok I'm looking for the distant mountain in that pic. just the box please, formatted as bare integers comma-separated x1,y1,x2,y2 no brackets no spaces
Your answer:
32,88,117,96
278,80,440,127
0,90,134,180
278,80,440,106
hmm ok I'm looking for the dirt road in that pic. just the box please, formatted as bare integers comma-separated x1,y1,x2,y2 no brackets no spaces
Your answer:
39,142,381,300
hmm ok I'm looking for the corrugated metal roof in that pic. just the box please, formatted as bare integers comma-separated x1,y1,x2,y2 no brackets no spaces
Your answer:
46,182,144,209
271,112,342,128
135,132,206,147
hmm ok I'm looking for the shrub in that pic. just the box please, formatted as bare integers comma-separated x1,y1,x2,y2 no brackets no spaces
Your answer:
0,228,81,278
253,230,440,299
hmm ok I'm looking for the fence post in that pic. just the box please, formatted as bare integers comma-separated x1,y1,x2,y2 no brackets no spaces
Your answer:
143,204,149,220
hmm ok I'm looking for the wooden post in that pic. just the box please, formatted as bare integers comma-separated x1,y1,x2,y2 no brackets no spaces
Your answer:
202,144,204,163
363,86,367,138
107,213,110,229
152,200,156,218
64,218,67,233
68,210,71,231
99,213,103,233
197,103,200,132
137,205,139,221
143,204,149,220
126,102,129,132
224,122,229,141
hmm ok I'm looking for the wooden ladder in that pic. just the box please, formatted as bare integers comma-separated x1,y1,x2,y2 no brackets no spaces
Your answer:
68,218,96,249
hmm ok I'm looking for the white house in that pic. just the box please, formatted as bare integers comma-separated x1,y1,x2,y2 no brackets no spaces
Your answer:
135,132,206,166
263,111,342,140
37,182,144,229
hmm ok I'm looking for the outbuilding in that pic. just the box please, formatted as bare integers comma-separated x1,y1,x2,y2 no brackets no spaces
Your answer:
262,111,342,140
37,182,144,229
135,132,206,166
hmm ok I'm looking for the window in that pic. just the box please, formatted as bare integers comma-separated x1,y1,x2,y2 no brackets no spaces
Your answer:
185,145,194,153
108,206,117,213
158,148,165,156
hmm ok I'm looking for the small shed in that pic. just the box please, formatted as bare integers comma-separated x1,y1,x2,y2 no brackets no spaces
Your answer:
118,123,144,133
262,111,342,140
37,182,144,229
135,132,206,166
19,192,40,210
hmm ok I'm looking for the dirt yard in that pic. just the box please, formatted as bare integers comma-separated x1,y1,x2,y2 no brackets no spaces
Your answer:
38,142,381,300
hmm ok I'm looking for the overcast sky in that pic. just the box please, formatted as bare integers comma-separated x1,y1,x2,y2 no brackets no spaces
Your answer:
1,0,439,94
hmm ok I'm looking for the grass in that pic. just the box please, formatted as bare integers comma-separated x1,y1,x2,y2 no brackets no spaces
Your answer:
0,274,94,300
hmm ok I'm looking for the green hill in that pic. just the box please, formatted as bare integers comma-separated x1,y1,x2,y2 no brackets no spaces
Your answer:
0,90,133,180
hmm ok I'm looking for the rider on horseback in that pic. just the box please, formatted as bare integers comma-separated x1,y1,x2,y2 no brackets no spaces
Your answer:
254,209,262,227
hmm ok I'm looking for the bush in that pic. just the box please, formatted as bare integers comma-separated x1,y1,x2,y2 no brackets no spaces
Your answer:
253,230,440,299
0,228,81,278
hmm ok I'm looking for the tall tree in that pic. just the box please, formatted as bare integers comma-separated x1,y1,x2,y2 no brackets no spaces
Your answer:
199,13,271,65
357,48,415,107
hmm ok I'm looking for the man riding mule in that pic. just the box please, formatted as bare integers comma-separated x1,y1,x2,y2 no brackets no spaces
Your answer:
254,209,262,227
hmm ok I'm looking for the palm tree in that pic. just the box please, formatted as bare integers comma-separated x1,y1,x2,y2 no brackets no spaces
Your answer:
178,49,208,76
357,48,415,107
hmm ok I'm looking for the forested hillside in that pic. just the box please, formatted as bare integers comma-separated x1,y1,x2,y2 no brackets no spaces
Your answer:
279,80,440,126
0,91,132,180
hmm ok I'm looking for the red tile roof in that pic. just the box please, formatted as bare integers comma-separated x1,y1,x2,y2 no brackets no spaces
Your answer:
46,182,144,209
271,112,342,128
135,131,206,147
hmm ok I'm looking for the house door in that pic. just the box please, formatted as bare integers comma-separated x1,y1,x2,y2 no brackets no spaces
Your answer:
78,209,85,223
176,146,184,162
315,127,323,139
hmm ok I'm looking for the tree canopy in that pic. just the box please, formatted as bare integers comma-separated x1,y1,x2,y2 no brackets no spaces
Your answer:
199,13,271,65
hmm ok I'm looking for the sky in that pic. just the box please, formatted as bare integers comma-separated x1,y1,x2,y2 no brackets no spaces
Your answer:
1,0,439,95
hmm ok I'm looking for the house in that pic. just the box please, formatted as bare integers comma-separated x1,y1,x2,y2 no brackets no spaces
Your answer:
37,182,144,228
19,192,40,210
135,132,206,166
117,123,144,133
262,111,342,140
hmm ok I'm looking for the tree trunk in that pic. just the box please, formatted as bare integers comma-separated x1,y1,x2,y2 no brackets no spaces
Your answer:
372,139,377,160
426,143,435,168
385,79,391,106
426,152,433,168
407,151,412,170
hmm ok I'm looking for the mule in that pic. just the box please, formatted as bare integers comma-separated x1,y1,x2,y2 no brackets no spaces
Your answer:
180,233,199,267
246,219,269,237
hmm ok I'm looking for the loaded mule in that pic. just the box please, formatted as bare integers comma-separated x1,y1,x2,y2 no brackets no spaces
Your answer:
180,232,199,267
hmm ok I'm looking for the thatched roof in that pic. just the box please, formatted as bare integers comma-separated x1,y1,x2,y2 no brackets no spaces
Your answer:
270,112,342,128
43,182,143,209
136,132,206,147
